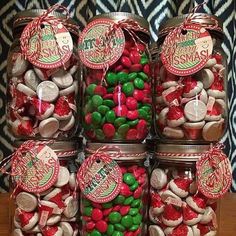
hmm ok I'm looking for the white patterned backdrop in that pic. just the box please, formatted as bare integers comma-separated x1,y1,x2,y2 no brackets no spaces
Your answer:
0,0,235,192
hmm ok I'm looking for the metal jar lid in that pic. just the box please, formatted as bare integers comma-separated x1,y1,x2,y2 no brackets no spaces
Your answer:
86,142,147,161
89,12,150,35
14,138,83,158
158,13,223,38
13,9,79,37
156,144,210,162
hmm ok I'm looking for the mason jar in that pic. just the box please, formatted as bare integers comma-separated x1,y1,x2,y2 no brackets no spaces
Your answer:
154,14,227,143
9,140,82,236
79,143,148,236
7,9,81,140
148,144,220,236
79,12,152,142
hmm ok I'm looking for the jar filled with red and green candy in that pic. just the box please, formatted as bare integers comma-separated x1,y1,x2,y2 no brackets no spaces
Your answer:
6,7,81,140
154,14,227,143
79,12,152,142
79,143,148,236
9,140,82,236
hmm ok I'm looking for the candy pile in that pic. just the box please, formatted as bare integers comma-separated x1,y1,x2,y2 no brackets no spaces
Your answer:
8,53,78,139
12,167,79,236
149,168,217,236
156,53,226,141
81,165,147,236
83,37,152,142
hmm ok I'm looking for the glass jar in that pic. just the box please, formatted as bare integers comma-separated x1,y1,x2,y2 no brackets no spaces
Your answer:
80,12,152,142
80,143,148,236
7,9,81,140
149,144,220,236
9,140,82,236
154,14,227,143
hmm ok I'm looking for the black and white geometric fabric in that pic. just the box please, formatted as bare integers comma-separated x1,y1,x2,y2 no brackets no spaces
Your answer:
0,0,235,192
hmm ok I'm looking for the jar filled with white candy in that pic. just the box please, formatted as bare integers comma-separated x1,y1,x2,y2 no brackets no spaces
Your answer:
148,143,233,236
154,13,227,143
9,140,82,236
7,6,81,140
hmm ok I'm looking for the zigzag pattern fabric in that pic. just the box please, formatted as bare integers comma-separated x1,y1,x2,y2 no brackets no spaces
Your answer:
0,0,235,192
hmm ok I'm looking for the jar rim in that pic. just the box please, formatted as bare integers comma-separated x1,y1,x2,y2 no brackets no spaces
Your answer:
158,13,223,38
88,12,150,35
86,142,147,160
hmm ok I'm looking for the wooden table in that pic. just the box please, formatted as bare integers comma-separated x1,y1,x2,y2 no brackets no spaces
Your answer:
0,193,236,235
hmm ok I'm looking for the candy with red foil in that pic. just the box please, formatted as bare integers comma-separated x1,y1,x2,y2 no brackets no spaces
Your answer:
167,106,186,128
192,223,217,236
165,224,193,236
183,204,202,225
161,204,183,227
186,194,207,214
169,178,191,198
182,77,203,98
41,226,63,236
17,209,39,231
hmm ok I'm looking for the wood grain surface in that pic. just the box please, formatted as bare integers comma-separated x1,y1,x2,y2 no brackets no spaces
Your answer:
0,193,235,235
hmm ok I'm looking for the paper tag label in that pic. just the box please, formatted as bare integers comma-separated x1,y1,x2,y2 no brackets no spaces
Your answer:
39,210,49,227
78,18,125,69
165,197,182,207
196,148,232,199
12,145,59,193
21,20,73,69
161,24,213,76
77,152,122,203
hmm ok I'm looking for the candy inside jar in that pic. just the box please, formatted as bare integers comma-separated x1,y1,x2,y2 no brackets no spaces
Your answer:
9,140,82,236
6,9,81,140
154,14,227,143
78,143,149,236
80,12,152,142
148,144,220,236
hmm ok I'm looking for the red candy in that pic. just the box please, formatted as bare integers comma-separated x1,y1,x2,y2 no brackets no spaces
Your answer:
86,221,95,231
95,220,108,233
127,110,139,120
103,123,115,138
121,56,132,68
91,209,103,221
114,105,128,117
113,92,126,104
130,50,141,64
130,64,142,72
126,97,138,110
133,89,144,101
120,183,133,197
120,206,130,215
94,86,107,97
126,129,138,140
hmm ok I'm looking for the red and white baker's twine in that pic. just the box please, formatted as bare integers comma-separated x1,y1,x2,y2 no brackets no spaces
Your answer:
20,4,78,69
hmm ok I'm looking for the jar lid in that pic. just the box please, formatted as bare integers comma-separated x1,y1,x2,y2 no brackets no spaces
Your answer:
13,9,79,36
159,13,223,38
156,144,210,162
86,142,147,160
14,138,83,158
89,12,150,35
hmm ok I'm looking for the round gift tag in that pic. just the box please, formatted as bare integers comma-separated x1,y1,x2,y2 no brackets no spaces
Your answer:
21,20,73,69
78,18,125,69
77,151,122,203
196,145,232,199
12,142,60,193
161,24,213,76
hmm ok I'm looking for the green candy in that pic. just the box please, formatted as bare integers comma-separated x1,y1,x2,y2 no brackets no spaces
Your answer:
105,110,116,123
114,223,125,232
83,199,91,207
83,206,93,216
114,117,126,127
138,72,148,81
124,196,134,205
127,119,139,127
113,195,125,204
101,117,106,126
132,214,142,225
138,109,148,120
121,215,133,228
129,225,140,231
107,224,114,235
118,124,130,135
92,112,102,125
84,100,94,113
137,102,143,109
141,105,151,112
98,105,110,115
128,72,137,81
122,82,134,96
123,173,136,186
134,78,144,89
107,87,115,93
102,202,113,209
112,231,123,236
92,95,103,107
117,72,128,83
129,181,139,191
91,230,102,236
106,72,117,85
128,208,139,216
95,129,105,140
140,57,148,65
114,132,123,139
109,212,122,224
131,199,141,208
103,99,115,108
86,84,96,95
